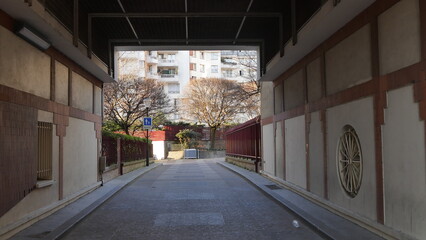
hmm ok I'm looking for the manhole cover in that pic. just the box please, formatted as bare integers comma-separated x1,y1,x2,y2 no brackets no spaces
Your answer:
265,184,282,190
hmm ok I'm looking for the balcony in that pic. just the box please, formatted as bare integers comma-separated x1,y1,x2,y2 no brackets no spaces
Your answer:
146,72,159,80
146,56,158,64
159,74,178,82
158,59,178,66
222,73,238,79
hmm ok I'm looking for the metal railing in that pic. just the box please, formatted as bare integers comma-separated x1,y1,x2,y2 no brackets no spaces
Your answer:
161,73,177,78
159,59,176,64
37,122,52,180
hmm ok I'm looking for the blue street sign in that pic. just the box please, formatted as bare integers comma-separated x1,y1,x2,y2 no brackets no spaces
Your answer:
143,117,152,129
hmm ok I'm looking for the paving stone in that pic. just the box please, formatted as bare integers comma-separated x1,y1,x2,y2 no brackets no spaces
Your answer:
61,159,324,240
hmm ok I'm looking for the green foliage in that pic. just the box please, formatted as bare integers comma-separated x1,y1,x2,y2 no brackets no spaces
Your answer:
102,120,122,132
102,130,152,144
176,129,201,149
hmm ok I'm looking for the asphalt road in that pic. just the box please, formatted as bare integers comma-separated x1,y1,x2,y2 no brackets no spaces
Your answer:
61,159,324,240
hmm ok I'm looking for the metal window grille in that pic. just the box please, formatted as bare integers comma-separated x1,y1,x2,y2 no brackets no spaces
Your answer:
37,122,53,180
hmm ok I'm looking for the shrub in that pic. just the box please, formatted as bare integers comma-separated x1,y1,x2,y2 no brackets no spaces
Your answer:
176,129,201,149
102,130,151,143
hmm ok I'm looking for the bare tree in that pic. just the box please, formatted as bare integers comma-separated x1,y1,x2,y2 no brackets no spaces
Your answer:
103,77,173,135
183,78,256,149
236,50,260,95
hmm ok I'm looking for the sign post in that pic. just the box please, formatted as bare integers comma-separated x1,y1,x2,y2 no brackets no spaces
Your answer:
143,117,152,166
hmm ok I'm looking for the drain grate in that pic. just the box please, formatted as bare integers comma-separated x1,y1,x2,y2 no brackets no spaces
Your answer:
265,184,282,190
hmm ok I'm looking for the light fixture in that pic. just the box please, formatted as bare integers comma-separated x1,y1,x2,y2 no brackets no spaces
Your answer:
143,98,152,108
15,24,51,50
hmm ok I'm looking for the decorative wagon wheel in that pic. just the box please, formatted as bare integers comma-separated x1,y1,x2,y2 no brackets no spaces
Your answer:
336,125,363,198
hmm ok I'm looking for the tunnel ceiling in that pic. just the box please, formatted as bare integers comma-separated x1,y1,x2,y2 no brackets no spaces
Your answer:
41,0,324,72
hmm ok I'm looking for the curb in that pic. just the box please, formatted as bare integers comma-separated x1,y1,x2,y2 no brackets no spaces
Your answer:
217,161,334,240
217,161,384,240
43,163,162,240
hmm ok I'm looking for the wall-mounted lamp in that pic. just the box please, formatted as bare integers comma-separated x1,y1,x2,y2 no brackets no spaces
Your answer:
15,24,51,50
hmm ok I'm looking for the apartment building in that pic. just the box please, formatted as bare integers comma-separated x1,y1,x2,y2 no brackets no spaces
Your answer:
116,50,258,122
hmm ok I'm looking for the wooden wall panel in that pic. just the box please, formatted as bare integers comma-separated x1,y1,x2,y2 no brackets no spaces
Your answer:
0,101,37,217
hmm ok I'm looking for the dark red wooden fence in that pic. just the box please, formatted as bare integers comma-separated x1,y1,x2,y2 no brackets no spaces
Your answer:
225,116,261,171
102,135,153,167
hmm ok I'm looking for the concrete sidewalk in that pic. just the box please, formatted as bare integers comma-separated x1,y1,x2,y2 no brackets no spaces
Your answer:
218,161,385,240
10,163,162,240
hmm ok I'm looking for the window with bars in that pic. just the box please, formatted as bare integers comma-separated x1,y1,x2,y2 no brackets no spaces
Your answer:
37,122,53,180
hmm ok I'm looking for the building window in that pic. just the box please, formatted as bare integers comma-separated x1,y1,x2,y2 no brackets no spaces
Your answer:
337,125,363,198
189,51,194,56
168,83,180,93
37,122,53,180
211,52,219,60
211,65,218,73
200,64,205,73
190,63,196,71
200,52,205,59
223,69,233,78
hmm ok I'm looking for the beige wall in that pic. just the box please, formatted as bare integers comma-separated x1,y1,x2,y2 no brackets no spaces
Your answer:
325,24,372,95
263,0,426,238
0,26,50,100
378,0,421,75
308,111,324,196
63,117,98,197
274,84,283,114
307,58,322,102
285,115,306,189
262,124,275,176
275,121,284,179
260,82,274,118
94,86,102,116
55,61,69,105
383,85,426,239
284,69,304,110
326,97,377,220
0,111,59,230
71,72,93,113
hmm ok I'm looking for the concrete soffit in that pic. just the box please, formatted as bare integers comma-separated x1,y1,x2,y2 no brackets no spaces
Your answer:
0,0,115,83
261,0,375,82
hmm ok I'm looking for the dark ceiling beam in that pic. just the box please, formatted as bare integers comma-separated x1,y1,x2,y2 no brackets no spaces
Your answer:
117,0,141,45
73,0,78,47
88,15,92,58
233,0,254,45
291,0,297,45
185,0,188,45
279,14,284,57
87,12,281,58
88,12,281,18
109,38,263,44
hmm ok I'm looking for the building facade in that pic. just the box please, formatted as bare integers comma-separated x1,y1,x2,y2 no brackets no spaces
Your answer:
0,2,110,238
260,0,426,239
117,50,258,122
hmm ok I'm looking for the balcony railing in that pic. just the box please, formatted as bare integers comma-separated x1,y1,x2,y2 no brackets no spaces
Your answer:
222,74,237,78
146,73,159,79
158,59,178,67
146,56,158,63
161,73,177,78
159,59,173,63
